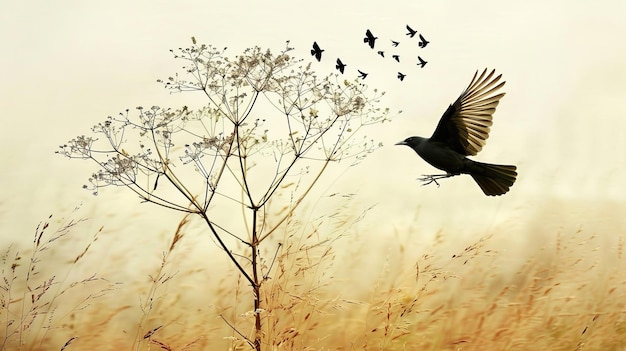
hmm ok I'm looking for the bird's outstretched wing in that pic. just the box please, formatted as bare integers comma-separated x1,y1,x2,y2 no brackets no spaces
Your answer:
429,69,505,156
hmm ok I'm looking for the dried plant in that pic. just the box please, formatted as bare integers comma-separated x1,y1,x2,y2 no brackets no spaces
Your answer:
56,40,392,350
0,207,115,350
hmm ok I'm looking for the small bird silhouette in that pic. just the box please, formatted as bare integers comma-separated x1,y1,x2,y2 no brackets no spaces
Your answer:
392,55,400,62
335,58,346,74
358,70,368,79
284,40,294,53
397,72,406,81
418,34,430,48
377,50,385,57
364,29,377,49
311,42,324,61
391,40,400,47
406,25,417,38
395,69,517,196
417,56,427,68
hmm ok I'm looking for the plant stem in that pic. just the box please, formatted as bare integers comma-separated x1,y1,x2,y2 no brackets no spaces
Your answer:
251,207,262,351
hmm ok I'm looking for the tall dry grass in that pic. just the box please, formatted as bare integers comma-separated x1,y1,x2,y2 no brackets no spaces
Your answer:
2,200,625,350
0,206,115,351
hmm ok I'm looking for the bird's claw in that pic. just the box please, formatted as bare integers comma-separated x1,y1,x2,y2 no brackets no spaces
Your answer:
418,175,441,187
418,174,455,188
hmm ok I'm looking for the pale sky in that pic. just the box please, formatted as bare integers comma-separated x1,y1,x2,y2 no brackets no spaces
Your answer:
1,1,625,249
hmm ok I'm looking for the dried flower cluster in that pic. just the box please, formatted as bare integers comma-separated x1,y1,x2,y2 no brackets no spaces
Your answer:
57,43,392,211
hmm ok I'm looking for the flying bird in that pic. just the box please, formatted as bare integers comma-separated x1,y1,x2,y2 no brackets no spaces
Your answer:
406,25,417,38
397,72,406,81
392,55,400,62
377,50,385,57
358,70,368,79
364,29,377,49
391,40,400,47
417,56,427,68
418,34,430,48
283,40,294,53
335,58,346,74
311,41,324,61
395,69,517,196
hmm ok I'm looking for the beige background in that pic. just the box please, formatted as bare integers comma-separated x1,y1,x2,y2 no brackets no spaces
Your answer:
1,1,625,254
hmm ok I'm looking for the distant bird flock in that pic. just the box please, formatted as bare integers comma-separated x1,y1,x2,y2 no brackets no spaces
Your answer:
310,25,430,81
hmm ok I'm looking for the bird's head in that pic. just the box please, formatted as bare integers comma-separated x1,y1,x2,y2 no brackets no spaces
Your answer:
395,136,425,150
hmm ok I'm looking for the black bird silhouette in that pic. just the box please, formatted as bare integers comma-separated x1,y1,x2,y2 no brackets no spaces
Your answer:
377,50,385,57
397,72,406,81
311,42,324,62
392,55,400,62
391,40,400,47
395,69,517,196
406,25,417,38
358,70,368,79
335,58,346,74
284,40,294,53
418,34,430,48
417,56,427,68
364,29,377,49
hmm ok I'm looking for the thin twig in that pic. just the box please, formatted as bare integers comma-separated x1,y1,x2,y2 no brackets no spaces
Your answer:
219,314,254,348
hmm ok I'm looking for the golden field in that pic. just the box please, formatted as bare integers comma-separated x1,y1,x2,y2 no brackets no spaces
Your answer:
2,197,624,350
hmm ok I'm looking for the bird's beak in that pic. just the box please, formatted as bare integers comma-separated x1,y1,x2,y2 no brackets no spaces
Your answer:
395,141,407,146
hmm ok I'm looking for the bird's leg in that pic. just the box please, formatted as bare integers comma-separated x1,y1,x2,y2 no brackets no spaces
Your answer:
418,173,457,187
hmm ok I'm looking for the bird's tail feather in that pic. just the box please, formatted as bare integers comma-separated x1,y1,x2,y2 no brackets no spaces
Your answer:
467,161,517,196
